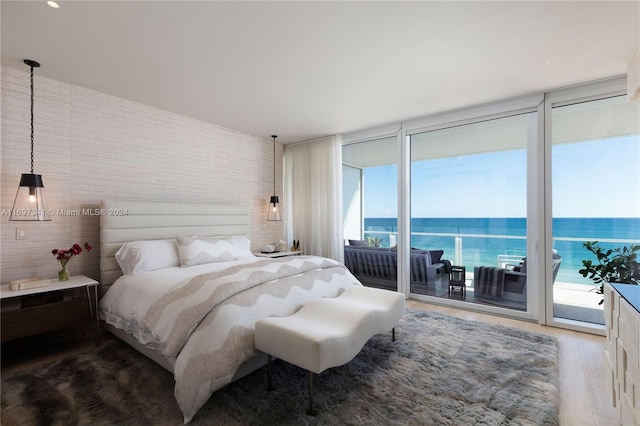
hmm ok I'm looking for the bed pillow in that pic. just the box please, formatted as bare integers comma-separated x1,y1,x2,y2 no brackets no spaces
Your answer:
175,234,237,267
226,235,253,258
199,235,254,258
115,239,181,275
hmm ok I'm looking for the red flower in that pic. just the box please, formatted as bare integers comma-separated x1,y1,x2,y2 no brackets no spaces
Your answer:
51,242,93,268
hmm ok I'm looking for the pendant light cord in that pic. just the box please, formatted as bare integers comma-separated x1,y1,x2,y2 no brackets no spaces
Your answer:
271,135,279,197
30,64,35,175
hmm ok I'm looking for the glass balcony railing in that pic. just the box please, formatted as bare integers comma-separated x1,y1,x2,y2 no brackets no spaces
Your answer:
358,229,639,325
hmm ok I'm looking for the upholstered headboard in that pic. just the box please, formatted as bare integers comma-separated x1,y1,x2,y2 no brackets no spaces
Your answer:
99,200,250,288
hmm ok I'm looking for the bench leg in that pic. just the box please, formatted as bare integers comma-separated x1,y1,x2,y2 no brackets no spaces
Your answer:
392,327,395,342
307,371,315,415
266,355,275,391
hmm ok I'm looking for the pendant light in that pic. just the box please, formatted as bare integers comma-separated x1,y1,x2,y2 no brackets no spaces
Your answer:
10,60,51,221
267,135,282,221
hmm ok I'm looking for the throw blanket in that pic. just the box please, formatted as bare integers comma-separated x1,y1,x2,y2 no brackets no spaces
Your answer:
100,256,361,423
142,257,344,357
476,266,505,297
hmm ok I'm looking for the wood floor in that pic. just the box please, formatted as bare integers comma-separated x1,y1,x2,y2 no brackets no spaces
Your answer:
1,301,618,426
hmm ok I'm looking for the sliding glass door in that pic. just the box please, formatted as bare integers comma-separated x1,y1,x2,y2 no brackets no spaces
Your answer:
340,77,636,329
342,136,399,291
409,113,534,312
551,95,640,325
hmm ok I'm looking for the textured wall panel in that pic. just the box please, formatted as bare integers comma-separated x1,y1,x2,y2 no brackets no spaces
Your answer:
1,66,284,283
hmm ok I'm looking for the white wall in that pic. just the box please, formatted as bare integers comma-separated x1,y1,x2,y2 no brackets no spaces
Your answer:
1,66,284,283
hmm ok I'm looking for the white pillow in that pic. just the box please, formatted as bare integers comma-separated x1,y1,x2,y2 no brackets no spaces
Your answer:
175,234,237,267
201,235,253,258
228,236,254,258
115,239,180,275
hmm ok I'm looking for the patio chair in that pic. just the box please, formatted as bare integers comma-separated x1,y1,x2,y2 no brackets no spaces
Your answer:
501,253,562,303
474,253,562,304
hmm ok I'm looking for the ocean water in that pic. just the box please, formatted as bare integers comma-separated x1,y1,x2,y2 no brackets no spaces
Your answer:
363,217,640,286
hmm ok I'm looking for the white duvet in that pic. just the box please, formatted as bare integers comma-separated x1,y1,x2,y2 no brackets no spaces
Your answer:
99,255,361,423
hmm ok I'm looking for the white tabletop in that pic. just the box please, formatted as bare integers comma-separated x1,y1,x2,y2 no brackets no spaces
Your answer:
1,275,98,299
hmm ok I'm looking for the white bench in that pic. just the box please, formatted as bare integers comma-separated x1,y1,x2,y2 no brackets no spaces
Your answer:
254,286,405,414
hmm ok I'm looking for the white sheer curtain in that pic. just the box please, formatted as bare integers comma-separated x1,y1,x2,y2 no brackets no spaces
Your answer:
284,135,343,262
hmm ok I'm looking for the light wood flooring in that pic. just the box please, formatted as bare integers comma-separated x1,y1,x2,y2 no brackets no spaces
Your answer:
1,301,617,426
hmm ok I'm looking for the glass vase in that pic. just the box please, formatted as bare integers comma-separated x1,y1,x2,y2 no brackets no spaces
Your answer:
58,265,70,281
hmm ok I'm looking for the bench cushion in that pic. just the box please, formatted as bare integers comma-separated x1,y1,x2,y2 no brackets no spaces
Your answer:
254,287,404,374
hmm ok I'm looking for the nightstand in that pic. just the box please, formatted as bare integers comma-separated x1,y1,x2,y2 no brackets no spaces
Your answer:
253,250,305,258
1,275,100,346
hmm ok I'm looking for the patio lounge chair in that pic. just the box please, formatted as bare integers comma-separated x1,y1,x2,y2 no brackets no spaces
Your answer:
474,253,562,304
343,245,449,293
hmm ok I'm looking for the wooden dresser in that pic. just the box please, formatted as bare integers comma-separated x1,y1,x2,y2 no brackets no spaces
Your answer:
604,282,640,425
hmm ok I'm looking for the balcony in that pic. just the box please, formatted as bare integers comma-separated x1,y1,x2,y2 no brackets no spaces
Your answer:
356,228,635,326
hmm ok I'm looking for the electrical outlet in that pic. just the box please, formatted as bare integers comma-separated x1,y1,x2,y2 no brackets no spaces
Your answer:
16,228,27,240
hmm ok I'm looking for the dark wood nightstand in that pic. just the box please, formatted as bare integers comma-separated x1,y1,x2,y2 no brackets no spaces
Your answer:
1,275,100,346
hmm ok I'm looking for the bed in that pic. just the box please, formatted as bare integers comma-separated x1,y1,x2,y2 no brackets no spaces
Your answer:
98,200,362,423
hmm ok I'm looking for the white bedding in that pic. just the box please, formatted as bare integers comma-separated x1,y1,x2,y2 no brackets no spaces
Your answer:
99,255,361,423
100,257,258,355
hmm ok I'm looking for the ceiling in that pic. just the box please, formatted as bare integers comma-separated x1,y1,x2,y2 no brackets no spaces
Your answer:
2,1,639,144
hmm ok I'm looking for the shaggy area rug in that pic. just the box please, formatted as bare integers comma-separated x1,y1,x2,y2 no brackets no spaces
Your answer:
1,310,559,425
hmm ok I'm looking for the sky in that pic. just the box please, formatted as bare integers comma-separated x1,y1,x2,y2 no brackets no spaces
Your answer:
363,135,640,218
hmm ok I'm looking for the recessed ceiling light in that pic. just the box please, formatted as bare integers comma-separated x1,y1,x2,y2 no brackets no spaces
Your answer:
47,1,59,8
